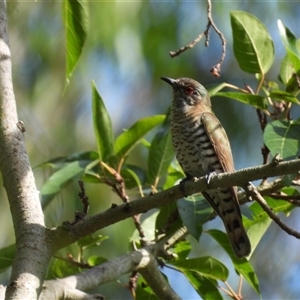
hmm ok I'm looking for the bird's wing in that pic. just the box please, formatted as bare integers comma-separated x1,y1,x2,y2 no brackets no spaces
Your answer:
201,112,235,173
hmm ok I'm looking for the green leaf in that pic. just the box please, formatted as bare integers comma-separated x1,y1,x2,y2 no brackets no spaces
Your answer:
264,119,300,159
63,0,88,82
279,54,295,85
121,165,146,189
207,230,260,295
77,234,108,250
244,195,296,257
132,211,159,243
171,256,228,281
231,11,274,74
147,118,174,186
155,202,183,238
208,83,228,97
173,241,192,260
35,151,98,170
177,195,212,240
183,271,222,300
0,244,16,273
41,160,91,209
87,256,108,267
92,82,114,162
114,115,166,160
278,20,300,73
216,92,267,109
163,165,184,190
269,90,300,104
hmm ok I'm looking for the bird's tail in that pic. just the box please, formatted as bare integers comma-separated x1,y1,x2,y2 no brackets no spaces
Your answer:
203,188,251,258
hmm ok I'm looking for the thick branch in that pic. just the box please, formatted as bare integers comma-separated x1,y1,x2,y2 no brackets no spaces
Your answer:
51,158,300,251
0,2,51,299
40,242,181,300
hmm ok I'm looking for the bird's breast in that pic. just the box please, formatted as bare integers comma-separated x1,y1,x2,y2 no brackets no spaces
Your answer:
171,112,222,177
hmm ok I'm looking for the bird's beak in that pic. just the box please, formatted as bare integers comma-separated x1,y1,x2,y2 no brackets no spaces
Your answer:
161,77,178,87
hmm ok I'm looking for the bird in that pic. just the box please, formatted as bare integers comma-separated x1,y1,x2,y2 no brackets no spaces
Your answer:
161,76,251,258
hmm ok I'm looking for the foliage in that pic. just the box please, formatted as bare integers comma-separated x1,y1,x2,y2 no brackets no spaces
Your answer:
3,3,300,299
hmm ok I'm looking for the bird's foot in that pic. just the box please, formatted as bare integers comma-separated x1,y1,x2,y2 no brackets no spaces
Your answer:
205,171,217,186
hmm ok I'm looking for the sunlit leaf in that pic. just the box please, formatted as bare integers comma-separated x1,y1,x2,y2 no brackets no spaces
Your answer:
131,211,159,243
231,11,274,74
264,119,300,159
279,54,295,85
92,82,114,162
171,256,228,281
87,256,108,267
207,230,260,295
63,0,88,82
114,115,166,160
216,92,267,109
173,241,192,260
208,83,228,97
147,117,174,187
278,20,300,73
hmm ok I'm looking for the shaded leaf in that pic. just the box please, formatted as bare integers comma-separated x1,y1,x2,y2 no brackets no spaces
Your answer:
269,90,299,104
0,244,16,273
63,0,88,82
216,92,267,109
155,202,183,238
177,195,212,240
147,117,174,187
36,151,98,170
77,234,108,250
231,11,274,74
121,165,146,189
41,160,91,209
207,230,260,295
92,82,114,161
183,271,222,300
264,119,300,159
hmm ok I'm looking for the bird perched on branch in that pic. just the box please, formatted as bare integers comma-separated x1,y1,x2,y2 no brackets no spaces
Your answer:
161,76,251,258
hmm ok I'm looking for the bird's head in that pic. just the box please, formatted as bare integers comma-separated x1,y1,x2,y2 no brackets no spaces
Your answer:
161,77,211,110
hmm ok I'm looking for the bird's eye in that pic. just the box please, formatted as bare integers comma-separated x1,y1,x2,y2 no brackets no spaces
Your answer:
185,86,194,95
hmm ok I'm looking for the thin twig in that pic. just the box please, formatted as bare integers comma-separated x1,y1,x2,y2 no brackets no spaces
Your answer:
100,161,146,241
249,184,300,239
69,181,90,225
169,0,226,76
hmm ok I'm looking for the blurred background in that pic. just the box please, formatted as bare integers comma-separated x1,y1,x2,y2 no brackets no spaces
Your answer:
1,1,300,298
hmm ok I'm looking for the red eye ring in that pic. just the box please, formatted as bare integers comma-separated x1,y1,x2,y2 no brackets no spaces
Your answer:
185,86,194,95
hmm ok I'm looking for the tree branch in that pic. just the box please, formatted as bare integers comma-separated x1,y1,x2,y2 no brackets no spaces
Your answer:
249,184,300,238
51,158,300,251
0,2,51,299
40,239,182,300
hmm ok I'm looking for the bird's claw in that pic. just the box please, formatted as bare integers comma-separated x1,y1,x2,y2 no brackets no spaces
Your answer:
205,171,217,186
